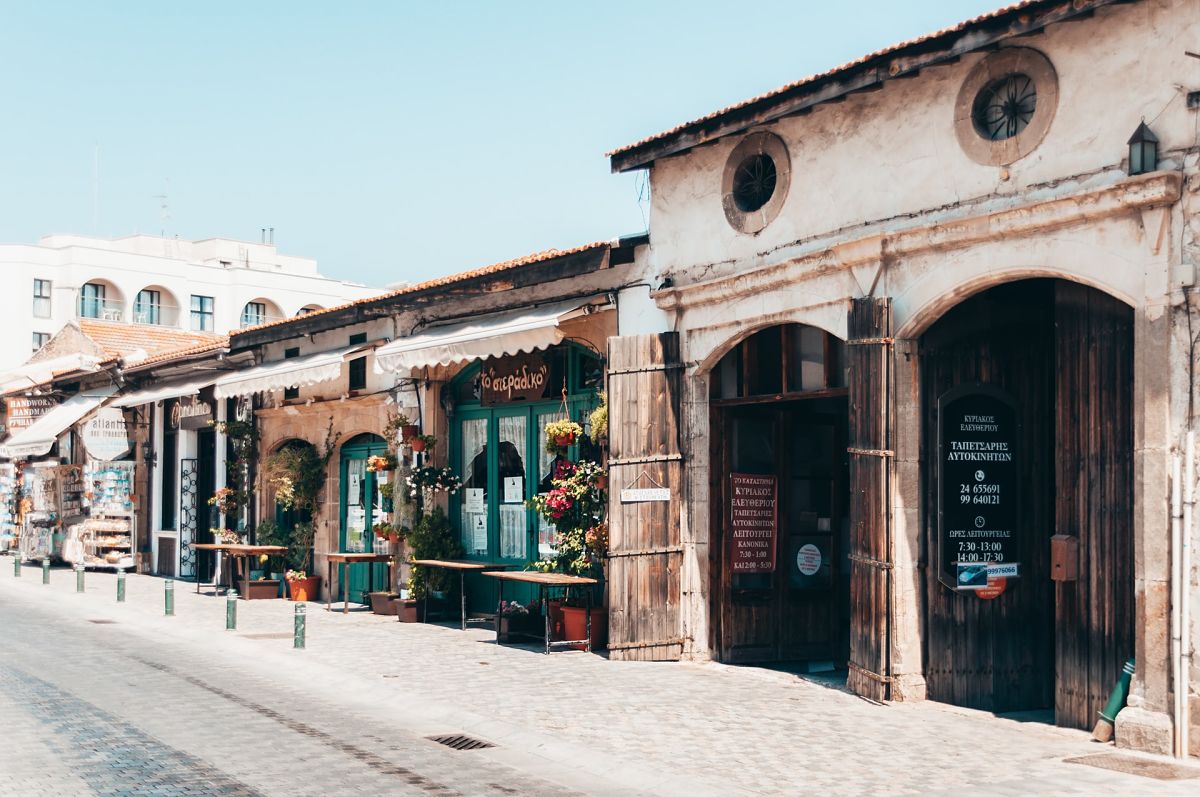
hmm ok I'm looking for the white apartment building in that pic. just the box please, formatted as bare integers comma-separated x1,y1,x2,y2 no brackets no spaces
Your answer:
2,234,385,372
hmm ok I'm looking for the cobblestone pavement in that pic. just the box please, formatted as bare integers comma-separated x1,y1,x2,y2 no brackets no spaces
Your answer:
1,562,1198,796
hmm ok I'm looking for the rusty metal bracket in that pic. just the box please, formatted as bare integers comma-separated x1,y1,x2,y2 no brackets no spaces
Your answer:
848,660,895,684
849,553,895,571
847,447,894,457
846,337,895,346
606,546,684,559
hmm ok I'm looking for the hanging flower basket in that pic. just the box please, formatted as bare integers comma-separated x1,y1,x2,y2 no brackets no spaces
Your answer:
400,424,420,442
366,454,396,473
409,434,436,453
544,420,584,454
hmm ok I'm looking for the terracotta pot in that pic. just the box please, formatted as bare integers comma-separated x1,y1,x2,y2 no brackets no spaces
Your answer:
388,532,399,543
546,599,565,639
243,579,281,600
287,576,321,602
395,598,425,623
369,591,400,615
595,474,608,490
554,433,574,448
560,606,607,651
410,438,427,453
400,425,419,441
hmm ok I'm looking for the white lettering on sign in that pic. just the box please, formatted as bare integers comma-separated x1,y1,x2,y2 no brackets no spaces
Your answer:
80,407,130,460
620,488,671,503
987,562,1020,577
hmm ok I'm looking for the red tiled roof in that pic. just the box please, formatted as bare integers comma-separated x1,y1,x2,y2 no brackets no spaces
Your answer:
229,240,611,337
607,0,1116,167
122,337,229,369
78,319,222,362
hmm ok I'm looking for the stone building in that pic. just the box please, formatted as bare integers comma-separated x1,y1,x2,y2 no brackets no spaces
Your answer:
604,0,1199,755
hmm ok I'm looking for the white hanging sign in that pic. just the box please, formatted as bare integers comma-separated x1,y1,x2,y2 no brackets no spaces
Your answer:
620,488,671,503
80,408,130,461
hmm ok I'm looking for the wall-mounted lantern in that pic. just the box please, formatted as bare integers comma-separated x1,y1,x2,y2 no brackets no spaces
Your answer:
1127,122,1159,175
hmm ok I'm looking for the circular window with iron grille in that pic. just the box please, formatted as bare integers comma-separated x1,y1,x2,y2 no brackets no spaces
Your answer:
955,48,1057,166
722,132,790,233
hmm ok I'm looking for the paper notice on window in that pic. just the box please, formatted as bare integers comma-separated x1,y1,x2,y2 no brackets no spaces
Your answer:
347,473,361,505
465,488,485,514
471,514,488,551
503,476,523,504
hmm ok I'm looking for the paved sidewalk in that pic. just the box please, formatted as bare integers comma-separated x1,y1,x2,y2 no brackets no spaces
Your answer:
1,561,1197,795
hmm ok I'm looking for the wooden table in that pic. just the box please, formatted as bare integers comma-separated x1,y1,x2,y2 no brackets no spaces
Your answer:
191,543,234,594
410,559,511,630
480,571,599,653
221,544,288,599
326,552,396,614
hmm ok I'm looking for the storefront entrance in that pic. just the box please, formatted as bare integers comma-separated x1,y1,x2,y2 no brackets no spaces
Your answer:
711,324,851,666
919,279,1134,729
339,433,388,602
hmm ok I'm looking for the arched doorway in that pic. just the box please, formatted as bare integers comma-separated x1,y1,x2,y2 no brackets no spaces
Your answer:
919,278,1134,729
709,323,851,665
339,433,388,602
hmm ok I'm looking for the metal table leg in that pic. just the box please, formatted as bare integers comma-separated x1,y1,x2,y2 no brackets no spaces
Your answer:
543,585,550,655
460,570,467,631
495,580,504,644
585,584,593,653
342,562,349,614
326,559,333,613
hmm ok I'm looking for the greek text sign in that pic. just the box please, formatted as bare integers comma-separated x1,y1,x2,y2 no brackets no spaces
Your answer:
938,385,1020,589
730,473,777,573
480,352,548,404
619,487,671,503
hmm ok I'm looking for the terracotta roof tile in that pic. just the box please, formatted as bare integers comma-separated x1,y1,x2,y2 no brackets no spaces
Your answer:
229,240,611,337
78,319,223,362
607,0,1097,164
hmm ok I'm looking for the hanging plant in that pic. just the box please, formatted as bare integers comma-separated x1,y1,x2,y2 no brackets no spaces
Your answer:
526,459,607,579
589,392,608,445
544,419,583,453
409,434,436,453
404,466,461,501
366,454,396,473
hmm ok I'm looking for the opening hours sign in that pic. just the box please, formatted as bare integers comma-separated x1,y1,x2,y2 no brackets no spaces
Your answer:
730,473,777,573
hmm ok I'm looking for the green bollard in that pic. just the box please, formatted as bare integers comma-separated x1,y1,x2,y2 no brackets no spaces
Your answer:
1092,657,1135,742
164,579,175,616
293,603,306,649
117,569,126,603
42,559,50,584
13,555,20,577
75,563,85,593
226,590,238,630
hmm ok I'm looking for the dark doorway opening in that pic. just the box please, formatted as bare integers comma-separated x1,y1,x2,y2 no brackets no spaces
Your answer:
195,427,217,583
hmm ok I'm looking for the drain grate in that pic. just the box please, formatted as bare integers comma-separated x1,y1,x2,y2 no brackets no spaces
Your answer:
87,619,116,625
239,632,293,640
1064,753,1200,781
426,733,495,751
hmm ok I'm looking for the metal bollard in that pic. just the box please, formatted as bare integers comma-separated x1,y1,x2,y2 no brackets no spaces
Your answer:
293,603,306,649
13,555,20,577
226,590,238,630
75,563,85,593
42,559,50,584
164,579,175,616
117,569,126,603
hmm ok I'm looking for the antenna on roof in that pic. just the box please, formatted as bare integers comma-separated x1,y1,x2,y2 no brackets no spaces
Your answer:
152,178,170,237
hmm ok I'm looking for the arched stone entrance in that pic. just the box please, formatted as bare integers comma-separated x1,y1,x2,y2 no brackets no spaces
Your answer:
917,278,1134,729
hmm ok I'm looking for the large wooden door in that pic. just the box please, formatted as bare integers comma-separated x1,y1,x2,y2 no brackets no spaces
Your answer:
606,333,684,661
921,281,1055,713
1053,282,1134,729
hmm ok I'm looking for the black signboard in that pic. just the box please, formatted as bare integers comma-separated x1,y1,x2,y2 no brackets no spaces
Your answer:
937,385,1020,590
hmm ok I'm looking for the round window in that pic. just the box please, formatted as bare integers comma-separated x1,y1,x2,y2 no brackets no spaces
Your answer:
971,73,1037,141
721,131,790,234
731,154,777,212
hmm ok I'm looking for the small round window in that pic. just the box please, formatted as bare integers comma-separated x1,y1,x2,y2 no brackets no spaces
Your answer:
971,73,1037,141
732,154,777,212
721,131,790,234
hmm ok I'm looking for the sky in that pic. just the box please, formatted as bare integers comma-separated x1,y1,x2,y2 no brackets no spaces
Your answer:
0,1,1002,288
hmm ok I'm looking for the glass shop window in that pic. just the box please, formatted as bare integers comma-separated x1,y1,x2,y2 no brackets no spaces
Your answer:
710,324,846,400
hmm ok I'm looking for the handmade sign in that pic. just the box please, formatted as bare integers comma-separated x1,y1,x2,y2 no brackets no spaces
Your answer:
4,396,57,431
480,353,548,404
729,473,777,573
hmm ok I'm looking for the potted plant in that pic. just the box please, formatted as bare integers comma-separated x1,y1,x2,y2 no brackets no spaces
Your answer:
366,454,396,473
544,419,583,453
403,466,462,502
589,392,608,446
405,507,463,601
285,569,321,602
497,599,540,642
409,434,436,453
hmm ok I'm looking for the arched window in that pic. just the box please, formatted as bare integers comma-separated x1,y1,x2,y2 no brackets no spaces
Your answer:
710,324,846,401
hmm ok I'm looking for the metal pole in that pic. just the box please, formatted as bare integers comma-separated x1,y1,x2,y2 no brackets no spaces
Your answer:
75,563,85,593
117,569,126,603
294,603,306,649
12,555,20,577
42,559,50,585
164,578,174,616
226,590,238,630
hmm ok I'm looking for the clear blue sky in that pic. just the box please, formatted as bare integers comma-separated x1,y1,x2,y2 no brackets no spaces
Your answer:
0,1,1000,287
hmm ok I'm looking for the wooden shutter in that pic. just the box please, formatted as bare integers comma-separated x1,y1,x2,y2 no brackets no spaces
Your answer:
605,333,684,661
846,298,893,700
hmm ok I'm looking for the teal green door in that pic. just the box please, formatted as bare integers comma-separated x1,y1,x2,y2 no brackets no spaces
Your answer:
339,434,388,602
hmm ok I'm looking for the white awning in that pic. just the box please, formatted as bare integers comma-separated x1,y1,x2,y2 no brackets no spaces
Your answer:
0,353,103,395
112,375,216,408
0,386,117,459
213,344,367,399
373,298,593,373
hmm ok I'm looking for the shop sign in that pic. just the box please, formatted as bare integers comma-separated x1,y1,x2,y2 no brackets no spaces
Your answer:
170,397,212,430
4,396,58,431
729,472,777,573
620,487,671,503
80,407,130,461
480,353,548,404
938,385,1020,590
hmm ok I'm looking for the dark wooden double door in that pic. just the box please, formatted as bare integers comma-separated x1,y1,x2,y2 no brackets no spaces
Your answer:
921,279,1134,729
715,397,850,664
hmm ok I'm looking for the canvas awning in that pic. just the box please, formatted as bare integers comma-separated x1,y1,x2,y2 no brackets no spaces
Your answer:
0,386,117,459
373,298,596,373
213,344,369,399
0,353,103,395
112,375,217,408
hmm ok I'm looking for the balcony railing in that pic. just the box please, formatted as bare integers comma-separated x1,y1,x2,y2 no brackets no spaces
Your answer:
132,303,181,326
78,297,124,322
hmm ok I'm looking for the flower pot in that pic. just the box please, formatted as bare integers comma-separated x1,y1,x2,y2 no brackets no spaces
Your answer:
560,606,607,651
595,474,608,490
395,598,425,623
400,425,419,442
388,532,399,543
554,434,574,448
287,576,321,602
243,579,281,600
410,439,427,453
369,591,400,615
547,599,565,639
497,613,538,642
